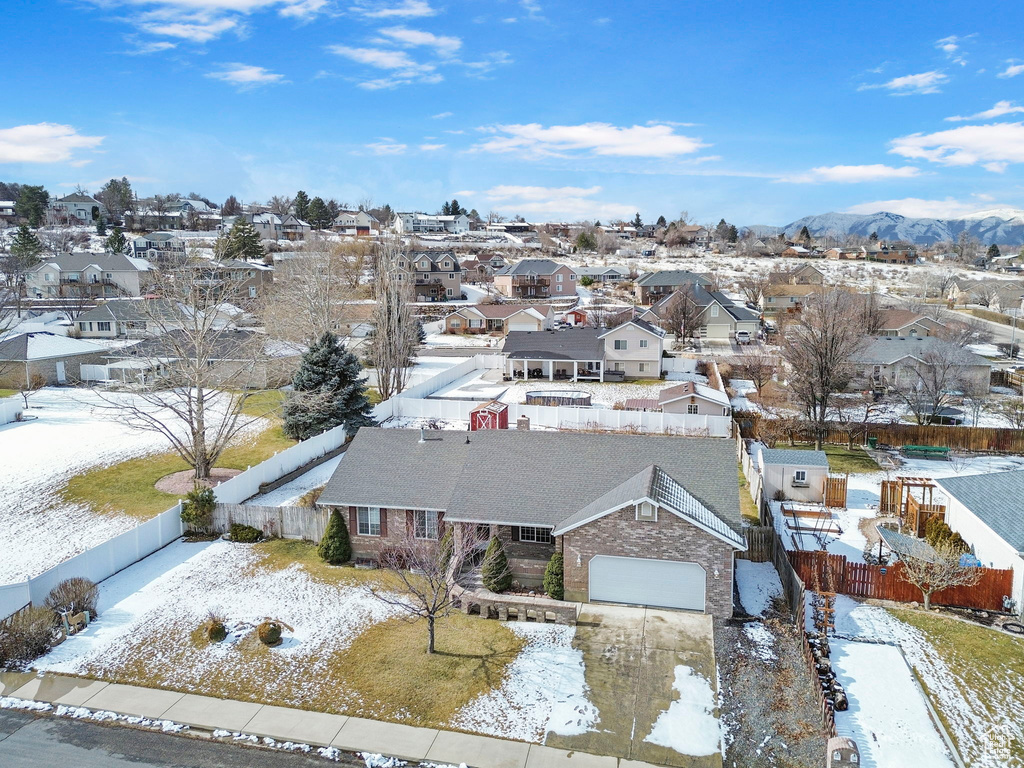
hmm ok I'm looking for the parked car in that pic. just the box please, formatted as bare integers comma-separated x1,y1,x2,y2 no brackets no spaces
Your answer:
735,330,752,345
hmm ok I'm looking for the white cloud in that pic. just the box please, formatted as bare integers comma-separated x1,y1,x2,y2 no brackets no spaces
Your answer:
0,123,104,164
125,39,178,54
890,122,1024,169
327,44,440,88
935,35,968,66
364,139,407,155
206,63,287,89
431,111,453,119
350,0,436,19
419,143,445,151
859,70,948,95
945,100,1024,121
845,196,1001,219
377,26,461,56
778,164,922,184
998,62,1024,78
138,16,241,42
464,50,513,76
474,184,633,220
472,122,708,159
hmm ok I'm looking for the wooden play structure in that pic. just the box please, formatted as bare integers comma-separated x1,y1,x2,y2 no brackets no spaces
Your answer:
879,476,946,537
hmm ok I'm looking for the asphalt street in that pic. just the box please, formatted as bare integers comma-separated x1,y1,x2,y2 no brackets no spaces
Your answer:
0,710,360,768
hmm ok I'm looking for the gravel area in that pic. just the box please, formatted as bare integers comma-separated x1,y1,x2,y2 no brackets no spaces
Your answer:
716,596,825,768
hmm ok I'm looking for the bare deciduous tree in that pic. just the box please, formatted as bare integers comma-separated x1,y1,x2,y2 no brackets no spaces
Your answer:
366,523,484,654
733,347,775,396
737,269,772,306
996,398,1024,429
780,290,866,450
892,343,976,426
899,541,981,611
371,238,418,400
661,287,705,348
267,195,293,217
94,262,273,480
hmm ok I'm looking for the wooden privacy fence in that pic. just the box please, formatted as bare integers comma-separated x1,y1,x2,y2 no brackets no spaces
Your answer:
212,504,330,543
738,526,807,624
789,550,1014,611
824,475,847,508
739,416,1024,453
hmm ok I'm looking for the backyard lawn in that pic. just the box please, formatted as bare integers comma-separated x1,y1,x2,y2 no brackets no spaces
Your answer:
0,388,17,398
784,444,880,474
737,465,760,523
889,608,1024,765
62,421,297,519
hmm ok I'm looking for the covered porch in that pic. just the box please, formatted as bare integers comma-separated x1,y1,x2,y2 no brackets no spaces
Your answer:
504,356,604,382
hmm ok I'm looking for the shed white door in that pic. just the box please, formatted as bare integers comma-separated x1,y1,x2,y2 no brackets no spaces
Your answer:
55,361,67,384
589,555,705,612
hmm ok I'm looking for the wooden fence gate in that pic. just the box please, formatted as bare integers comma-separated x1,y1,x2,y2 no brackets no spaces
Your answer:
788,550,1013,611
879,480,901,515
824,474,848,508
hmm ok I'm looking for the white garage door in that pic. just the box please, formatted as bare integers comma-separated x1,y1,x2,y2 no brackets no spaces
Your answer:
589,555,705,612
509,321,538,332
704,323,730,339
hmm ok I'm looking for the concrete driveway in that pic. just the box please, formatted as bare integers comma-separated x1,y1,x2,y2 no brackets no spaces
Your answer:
545,605,721,768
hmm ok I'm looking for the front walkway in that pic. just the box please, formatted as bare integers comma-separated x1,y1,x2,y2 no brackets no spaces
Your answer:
545,605,721,768
1,670,664,768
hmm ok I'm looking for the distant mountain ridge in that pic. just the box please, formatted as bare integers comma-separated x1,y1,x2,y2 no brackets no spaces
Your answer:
746,209,1024,246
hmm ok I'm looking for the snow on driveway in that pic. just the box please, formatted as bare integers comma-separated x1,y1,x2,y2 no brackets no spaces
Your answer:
643,665,722,757
831,640,955,768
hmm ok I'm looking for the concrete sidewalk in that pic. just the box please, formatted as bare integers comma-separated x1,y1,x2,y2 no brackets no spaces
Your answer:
0,672,655,768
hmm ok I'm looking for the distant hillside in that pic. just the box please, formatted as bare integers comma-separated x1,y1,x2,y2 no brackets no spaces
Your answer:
763,209,1024,246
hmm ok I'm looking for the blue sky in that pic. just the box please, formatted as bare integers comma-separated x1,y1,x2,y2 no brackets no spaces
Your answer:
4,0,1024,225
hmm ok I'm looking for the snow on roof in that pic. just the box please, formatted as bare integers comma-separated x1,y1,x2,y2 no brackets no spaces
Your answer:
0,332,106,362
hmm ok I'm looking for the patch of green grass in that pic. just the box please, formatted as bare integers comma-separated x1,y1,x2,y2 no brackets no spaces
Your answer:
0,389,18,399
889,608,1024,763
248,539,378,586
737,465,760,523
63,423,297,519
784,444,880,474
239,389,286,417
366,387,382,405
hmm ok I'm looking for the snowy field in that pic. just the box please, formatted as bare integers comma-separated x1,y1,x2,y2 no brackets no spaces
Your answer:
832,596,1021,768
36,539,598,743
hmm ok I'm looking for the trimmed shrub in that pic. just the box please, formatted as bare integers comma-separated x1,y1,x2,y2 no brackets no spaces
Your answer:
44,577,99,619
925,515,970,555
318,509,352,564
230,523,263,543
181,485,216,530
481,536,513,593
0,606,57,668
543,552,564,600
201,612,227,643
257,620,283,647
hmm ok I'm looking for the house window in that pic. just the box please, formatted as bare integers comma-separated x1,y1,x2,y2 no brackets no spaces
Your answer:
357,507,381,536
448,273,455,279
398,260,405,268
639,362,649,372
687,404,699,414
569,274,576,280
614,339,627,350
249,286,257,298
710,305,719,317
519,526,552,544
44,273,52,282
414,510,439,540
793,470,808,486
451,319,462,328
613,362,624,372
639,339,649,348
556,274,563,282
637,502,656,520
97,322,111,332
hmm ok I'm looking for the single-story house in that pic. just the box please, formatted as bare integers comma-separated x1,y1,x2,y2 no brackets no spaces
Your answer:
74,299,187,339
760,283,824,316
874,309,944,338
445,304,554,335
850,336,991,394
757,447,830,504
317,428,746,616
0,332,108,388
658,381,731,416
768,264,825,285
575,266,629,284
935,470,1024,616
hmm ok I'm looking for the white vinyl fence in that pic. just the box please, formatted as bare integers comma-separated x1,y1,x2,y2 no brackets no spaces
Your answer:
0,397,23,426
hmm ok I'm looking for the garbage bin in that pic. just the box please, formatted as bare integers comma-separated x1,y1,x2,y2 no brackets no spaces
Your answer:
867,437,878,449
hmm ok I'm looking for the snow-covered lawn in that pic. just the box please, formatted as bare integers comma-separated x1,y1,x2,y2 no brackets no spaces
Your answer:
831,639,955,768
498,379,672,408
423,332,500,349
247,454,343,507
833,595,1024,768
36,539,598,744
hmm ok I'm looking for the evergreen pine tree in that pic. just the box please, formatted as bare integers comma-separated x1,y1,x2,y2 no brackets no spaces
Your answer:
450,199,465,216
656,215,667,227
293,190,310,220
798,225,812,244
15,185,48,228
307,197,331,230
283,332,376,440
105,227,129,255
441,200,452,215
987,243,1001,260
632,212,643,228
226,217,265,261
869,231,879,241
95,217,107,236
318,509,352,564
10,225,42,261
726,224,739,243
481,536,512,592
543,552,564,600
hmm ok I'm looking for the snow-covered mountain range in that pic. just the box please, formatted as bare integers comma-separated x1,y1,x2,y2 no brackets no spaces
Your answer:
746,209,1024,245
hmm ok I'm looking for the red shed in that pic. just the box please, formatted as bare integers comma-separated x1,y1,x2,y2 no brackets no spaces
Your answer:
565,308,588,326
470,400,509,431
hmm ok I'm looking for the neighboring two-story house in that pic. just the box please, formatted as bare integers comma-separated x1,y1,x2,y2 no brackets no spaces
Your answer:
280,215,311,241
493,259,576,299
398,251,462,302
317,428,746,617
600,318,665,378
394,212,470,235
25,252,150,299
638,287,760,340
633,270,712,304
49,193,105,225
133,232,187,265
760,283,823,316
333,210,379,236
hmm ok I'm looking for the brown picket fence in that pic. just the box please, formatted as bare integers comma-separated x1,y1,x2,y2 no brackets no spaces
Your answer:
789,550,1013,611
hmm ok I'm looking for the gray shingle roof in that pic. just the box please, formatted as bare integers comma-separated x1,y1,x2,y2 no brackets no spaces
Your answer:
495,259,568,276
935,470,1024,553
852,337,991,367
502,328,604,360
635,270,711,288
759,447,830,468
33,252,139,273
318,428,742,534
